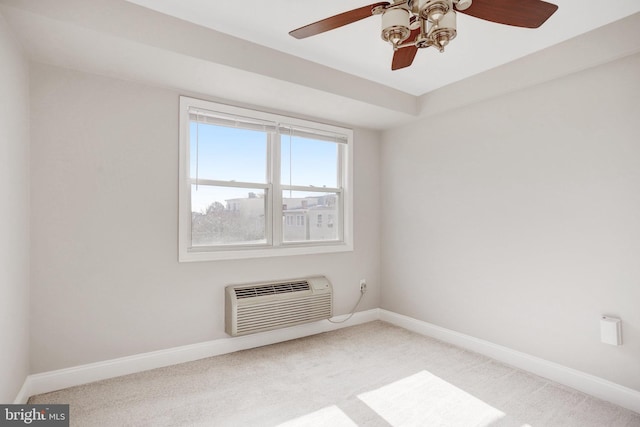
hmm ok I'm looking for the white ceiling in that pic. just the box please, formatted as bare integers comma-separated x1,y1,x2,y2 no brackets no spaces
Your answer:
125,0,640,96
1,0,639,129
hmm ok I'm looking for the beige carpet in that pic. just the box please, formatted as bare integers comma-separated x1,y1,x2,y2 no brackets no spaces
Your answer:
29,321,640,426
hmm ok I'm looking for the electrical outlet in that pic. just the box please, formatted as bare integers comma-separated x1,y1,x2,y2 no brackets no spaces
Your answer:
359,279,367,293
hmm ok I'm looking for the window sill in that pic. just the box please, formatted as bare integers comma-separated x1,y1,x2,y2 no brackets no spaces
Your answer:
179,242,353,262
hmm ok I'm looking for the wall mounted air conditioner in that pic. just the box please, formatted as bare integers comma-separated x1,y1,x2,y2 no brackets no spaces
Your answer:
225,276,333,336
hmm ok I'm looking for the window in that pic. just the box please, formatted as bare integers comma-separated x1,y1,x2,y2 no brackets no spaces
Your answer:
179,97,353,261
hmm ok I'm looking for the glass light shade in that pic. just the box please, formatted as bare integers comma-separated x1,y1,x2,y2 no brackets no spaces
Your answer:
420,0,452,22
438,9,457,32
430,10,456,51
455,0,472,11
381,8,411,45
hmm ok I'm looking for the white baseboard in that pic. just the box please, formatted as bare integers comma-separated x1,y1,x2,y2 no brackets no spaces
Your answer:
379,309,640,414
15,308,640,416
14,309,378,403
13,379,32,405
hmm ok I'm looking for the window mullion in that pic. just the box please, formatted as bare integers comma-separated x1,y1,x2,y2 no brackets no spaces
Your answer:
281,185,341,193
188,178,269,189
271,132,282,247
337,143,345,242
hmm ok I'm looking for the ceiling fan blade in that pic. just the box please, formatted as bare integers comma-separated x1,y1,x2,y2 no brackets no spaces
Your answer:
289,2,390,39
391,28,421,70
458,0,558,28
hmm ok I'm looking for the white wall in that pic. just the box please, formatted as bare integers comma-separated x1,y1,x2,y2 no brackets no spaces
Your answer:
0,13,30,402
381,53,640,391
29,63,381,374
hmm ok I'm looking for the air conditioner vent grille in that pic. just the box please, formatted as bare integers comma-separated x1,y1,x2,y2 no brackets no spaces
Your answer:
234,280,310,299
225,276,333,336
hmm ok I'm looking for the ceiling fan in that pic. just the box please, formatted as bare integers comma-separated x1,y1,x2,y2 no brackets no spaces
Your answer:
289,0,558,70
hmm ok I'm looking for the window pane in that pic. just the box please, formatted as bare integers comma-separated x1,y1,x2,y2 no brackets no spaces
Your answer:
282,191,340,243
191,185,266,246
190,122,267,183
281,135,338,188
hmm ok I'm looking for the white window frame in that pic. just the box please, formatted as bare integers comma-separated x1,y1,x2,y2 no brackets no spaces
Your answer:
179,96,354,262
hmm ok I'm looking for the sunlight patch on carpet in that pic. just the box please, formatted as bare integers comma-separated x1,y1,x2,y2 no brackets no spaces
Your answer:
277,405,358,427
358,370,505,426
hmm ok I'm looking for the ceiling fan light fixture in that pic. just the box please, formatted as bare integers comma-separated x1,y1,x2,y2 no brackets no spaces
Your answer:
429,10,457,52
381,8,411,47
289,0,559,70
453,0,472,12
420,0,452,23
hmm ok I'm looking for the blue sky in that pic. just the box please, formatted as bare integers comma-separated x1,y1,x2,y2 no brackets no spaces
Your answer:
190,122,339,212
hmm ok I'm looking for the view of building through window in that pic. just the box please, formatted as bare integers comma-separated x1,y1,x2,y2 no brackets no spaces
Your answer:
187,109,344,248
191,190,339,246
191,187,267,246
282,192,339,242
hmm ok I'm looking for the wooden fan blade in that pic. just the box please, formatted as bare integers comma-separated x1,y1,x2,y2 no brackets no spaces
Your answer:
391,28,421,70
289,2,390,39
458,0,558,28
